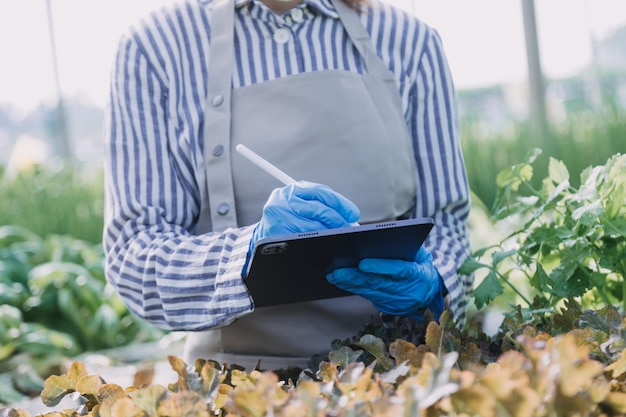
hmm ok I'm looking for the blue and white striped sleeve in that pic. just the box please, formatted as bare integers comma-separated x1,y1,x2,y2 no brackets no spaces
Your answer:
102,25,254,332
408,25,473,327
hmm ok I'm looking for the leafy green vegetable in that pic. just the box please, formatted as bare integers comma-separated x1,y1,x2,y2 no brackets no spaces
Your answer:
0,226,164,406
465,150,626,315
5,303,626,417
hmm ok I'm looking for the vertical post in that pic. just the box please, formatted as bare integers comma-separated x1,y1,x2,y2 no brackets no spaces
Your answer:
46,0,71,160
521,0,550,150
584,0,603,110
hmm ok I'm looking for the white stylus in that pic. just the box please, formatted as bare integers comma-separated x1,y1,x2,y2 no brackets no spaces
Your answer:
235,144,360,226
235,144,296,185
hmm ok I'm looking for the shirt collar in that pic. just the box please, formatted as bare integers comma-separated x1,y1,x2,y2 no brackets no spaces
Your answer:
233,0,339,18
304,0,339,17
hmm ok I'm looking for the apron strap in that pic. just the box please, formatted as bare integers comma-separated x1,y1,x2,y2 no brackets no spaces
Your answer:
330,0,395,81
200,0,238,232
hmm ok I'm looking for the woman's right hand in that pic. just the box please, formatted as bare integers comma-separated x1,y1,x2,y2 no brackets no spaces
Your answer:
252,181,360,243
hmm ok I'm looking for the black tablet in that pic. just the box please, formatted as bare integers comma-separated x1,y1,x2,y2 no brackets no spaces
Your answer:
243,217,434,308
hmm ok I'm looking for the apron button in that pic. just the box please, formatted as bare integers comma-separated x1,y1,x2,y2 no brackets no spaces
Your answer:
273,28,290,44
211,94,224,106
217,203,230,215
212,144,224,157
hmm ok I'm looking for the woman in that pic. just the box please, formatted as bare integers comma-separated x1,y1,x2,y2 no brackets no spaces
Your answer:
103,0,473,369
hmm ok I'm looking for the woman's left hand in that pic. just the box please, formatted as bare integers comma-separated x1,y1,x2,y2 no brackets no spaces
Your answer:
326,247,445,320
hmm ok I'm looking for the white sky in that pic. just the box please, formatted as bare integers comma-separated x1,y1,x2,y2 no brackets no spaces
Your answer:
0,0,625,112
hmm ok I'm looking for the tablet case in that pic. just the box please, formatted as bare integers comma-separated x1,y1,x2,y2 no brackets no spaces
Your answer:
244,217,434,308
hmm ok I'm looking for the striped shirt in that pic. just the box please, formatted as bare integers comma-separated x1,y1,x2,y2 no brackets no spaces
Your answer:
103,0,473,331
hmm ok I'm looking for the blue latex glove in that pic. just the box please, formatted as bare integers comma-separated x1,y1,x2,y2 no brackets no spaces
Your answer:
243,182,359,277
252,181,360,243
326,247,445,320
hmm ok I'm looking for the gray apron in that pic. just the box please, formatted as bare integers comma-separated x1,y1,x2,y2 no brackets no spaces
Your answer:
183,0,417,370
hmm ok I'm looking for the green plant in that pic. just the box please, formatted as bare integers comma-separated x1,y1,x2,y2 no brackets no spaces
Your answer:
0,225,161,352
5,307,626,417
462,149,626,318
461,107,626,208
0,225,163,404
0,164,104,243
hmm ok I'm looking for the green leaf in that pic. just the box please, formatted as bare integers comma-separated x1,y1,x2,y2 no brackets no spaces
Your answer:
495,166,517,189
572,200,604,226
495,164,534,191
530,179,569,223
0,304,23,329
491,199,531,221
577,165,603,201
0,373,28,405
16,325,79,356
328,346,363,367
56,288,89,342
0,343,15,361
354,334,394,372
493,149,540,197
517,162,535,183
602,217,626,239
551,264,590,298
548,157,570,184
516,195,540,207
0,225,41,249
578,307,616,334
0,282,28,307
28,262,98,292
529,263,550,293
354,334,385,359
472,270,503,310
491,249,517,266
9,363,45,398
88,304,122,348
457,255,489,275
606,180,626,219
0,253,31,286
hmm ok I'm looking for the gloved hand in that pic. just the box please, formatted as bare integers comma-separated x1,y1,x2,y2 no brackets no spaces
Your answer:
252,181,360,243
326,247,445,320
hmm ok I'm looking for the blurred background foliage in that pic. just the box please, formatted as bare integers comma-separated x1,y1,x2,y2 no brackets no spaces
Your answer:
1,101,624,244
462,103,626,210
0,165,104,244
